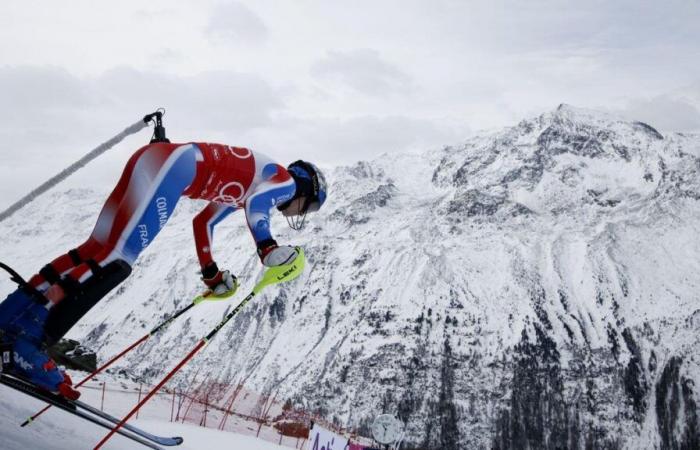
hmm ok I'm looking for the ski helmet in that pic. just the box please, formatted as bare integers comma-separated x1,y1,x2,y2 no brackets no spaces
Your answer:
278,160,327,229
284,160,327,213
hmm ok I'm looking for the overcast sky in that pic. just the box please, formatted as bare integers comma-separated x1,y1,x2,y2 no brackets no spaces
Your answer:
1,0,699,210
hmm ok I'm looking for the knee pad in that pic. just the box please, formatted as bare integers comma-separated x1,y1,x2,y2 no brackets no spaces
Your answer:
44,260,132,345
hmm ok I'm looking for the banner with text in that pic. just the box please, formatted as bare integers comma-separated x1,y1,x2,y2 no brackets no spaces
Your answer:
307,423,349,450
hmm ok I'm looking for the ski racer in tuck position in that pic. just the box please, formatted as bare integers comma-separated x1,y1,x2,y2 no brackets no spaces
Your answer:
0,142,327,399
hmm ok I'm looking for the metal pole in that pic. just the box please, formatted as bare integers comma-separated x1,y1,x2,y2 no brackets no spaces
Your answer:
0,119,148,222
170,389,176,422
202,392,208,427
135,384,142,419
100,382,106,411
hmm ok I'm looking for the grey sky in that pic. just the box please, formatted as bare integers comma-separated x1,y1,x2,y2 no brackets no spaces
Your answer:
1,0,699,209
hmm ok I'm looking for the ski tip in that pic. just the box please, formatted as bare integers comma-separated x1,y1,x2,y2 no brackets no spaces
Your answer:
161,436,184,446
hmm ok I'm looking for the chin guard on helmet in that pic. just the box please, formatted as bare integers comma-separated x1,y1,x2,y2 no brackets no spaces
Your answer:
284,198,310,230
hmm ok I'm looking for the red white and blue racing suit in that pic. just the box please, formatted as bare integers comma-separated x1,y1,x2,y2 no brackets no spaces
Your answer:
28,142,295,293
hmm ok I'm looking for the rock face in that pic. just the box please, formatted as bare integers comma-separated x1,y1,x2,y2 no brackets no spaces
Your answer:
1,105,699,449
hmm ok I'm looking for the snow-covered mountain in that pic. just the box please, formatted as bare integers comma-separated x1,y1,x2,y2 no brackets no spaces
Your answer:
1,104,699,449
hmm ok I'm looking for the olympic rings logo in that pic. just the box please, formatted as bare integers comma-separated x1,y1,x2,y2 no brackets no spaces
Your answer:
213,181,246,204
227,146,251,159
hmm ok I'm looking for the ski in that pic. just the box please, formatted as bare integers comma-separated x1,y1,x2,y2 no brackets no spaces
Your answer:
73,396,183,446
0,373,174,449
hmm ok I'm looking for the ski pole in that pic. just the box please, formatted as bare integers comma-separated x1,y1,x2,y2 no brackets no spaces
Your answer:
21,292,231,427
93,248,305,450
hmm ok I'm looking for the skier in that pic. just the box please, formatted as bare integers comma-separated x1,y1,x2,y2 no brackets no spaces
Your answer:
0,142,327,399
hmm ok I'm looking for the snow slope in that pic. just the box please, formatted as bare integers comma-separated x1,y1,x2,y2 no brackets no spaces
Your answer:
1,104,699,449
0,382,288,450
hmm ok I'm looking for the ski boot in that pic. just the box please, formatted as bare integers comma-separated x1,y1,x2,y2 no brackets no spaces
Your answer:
0,287,80,400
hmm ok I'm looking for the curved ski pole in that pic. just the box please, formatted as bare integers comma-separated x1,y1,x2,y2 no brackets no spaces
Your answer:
93,248,305,450
21,291,231,427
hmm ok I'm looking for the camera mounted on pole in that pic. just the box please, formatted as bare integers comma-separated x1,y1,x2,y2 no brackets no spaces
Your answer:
143,109,170,143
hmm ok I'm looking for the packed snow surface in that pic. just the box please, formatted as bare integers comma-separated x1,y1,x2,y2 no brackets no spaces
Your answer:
0,382,287,450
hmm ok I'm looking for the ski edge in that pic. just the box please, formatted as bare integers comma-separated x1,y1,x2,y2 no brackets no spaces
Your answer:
74,398,183,446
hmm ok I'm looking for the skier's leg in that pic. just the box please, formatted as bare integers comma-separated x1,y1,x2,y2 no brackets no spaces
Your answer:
2,144,151,338
26,238,104,291
27,145,152,289
0,146,161,397
43,143,200,344
0,285,77,397
2,240,102,335
0,287,46,335
43,260,133,345
0,145,144,346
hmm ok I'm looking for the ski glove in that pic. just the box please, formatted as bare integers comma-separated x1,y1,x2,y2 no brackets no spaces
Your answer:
201,265,238,298
262,245,298,267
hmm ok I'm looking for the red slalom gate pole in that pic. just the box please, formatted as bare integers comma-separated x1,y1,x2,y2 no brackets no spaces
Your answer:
218,383,243,430
176,366,202,421
93,250,305,450
94,340,206,449
181,374,211,423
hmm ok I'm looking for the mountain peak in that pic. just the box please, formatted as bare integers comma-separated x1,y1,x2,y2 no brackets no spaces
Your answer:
429,104,700,223
548,103,664,140
551,103,621,125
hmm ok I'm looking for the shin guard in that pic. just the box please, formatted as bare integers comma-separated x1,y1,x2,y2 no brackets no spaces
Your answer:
44,260,132,345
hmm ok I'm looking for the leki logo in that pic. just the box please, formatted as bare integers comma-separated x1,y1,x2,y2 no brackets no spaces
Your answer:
276,264,297,280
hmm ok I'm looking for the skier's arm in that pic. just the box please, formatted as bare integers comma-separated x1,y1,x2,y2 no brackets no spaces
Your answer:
193,202,237,272
244,165,295,260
